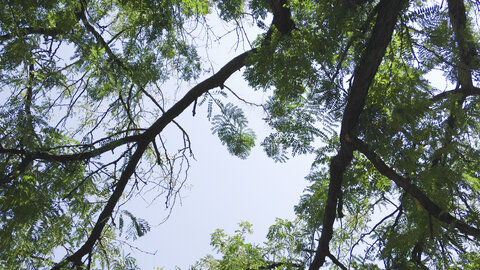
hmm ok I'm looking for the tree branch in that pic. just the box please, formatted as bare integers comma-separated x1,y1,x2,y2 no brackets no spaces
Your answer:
309,1,406,269
446,0,477,89
431,86,480,102
51,48,255,269
50,2,293,267
327,252,348,270
0,134,141,163
75,2,124,70
353,137,480,239
0,27,64,42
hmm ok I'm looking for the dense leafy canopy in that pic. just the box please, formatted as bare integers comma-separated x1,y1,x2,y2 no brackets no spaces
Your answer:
1,0,480,269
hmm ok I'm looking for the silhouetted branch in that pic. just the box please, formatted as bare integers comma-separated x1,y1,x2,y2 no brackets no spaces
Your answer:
51,48,256,270
0,134,141,163
446,0,476,88
268,0,296,35
431,86,480,102
0,27,64,42
353,137,480,239
309,1,406,269
327,253,348,270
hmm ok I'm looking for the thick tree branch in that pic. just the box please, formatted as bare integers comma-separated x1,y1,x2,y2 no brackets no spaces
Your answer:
431,86,480,102
309,0,406,269
50,4,273,266
446,0,477,89
268,0,296,35
51,49,255,269
327,252,348,270
49,2,292,267
142,51,253,139
429,0,477,170
0,27,64,42
353,137,480,239
0,134,141,163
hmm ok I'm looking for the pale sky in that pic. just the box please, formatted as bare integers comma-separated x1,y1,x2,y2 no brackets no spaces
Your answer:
130,102,314,269
121,15,316,269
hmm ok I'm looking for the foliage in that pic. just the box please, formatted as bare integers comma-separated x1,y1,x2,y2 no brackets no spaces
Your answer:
211,102,256,159
199,0,480,269
1,0,480,269
194,220,309,269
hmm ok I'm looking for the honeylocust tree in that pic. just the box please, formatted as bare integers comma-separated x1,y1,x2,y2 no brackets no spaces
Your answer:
197,0,480,269
1,0,480,269
0,0,255,268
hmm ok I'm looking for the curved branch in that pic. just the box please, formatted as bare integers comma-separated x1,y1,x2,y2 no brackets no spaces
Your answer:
51,48,255,269
309,0,406,269
0,27,64,42
0,133,141,163
446,0,477,88
327,252,348,270
142,50,254,139
431,86,480,102
49,1,293,267
353,137,480,239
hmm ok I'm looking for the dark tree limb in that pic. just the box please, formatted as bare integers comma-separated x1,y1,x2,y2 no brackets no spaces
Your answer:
430,0,477,173
254,261,303,269
327,252,348,270
25,63,34,117
446,0,477,89
4,1,292,268
431,86,480,102
268,0,296,35
0,134,141,163
0,27,64,42
51,48,255,269
353,137,480,239
309,0,406,269
50,12,291,263
47,2,295,267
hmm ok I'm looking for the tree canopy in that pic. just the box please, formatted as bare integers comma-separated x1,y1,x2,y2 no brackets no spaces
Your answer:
1,0,480,269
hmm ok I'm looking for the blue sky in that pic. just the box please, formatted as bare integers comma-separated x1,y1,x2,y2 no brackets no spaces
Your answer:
130,103,314,269
119,16,316,269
